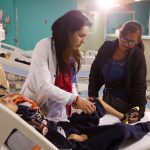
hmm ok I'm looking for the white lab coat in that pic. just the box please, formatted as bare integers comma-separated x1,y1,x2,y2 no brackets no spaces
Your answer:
21,37,78,122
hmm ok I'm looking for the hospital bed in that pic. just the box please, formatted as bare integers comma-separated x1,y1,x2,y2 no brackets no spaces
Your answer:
0,43,30,92
0,102,150,150
0,64,58,150
0,42,30,77
78,50,96,78
0,42,32,59
0,103,58,150
0,62,28,93
100,112,150,150
0,57,29,78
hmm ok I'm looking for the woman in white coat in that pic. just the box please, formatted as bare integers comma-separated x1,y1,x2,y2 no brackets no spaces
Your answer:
21,10,96,122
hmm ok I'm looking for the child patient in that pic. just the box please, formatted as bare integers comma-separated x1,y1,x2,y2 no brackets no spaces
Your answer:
0,93,123,139
0,93,150,150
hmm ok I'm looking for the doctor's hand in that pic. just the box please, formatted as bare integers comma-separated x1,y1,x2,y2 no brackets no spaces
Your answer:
73,96,96,115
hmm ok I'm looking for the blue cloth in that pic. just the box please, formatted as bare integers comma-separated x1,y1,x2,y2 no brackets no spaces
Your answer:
71,66,77,83
102,58,125,81
102,58,128,100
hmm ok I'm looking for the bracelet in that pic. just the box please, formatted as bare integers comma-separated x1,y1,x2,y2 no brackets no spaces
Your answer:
73,96,79,107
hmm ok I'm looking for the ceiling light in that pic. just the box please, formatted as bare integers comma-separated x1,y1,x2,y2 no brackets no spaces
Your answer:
98,0,117,10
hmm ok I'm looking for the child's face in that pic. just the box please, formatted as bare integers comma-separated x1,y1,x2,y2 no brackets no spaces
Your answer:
0,98,18,112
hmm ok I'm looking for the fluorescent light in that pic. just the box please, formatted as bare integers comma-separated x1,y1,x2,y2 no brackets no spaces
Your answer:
114,4,120,7
98,0,117,10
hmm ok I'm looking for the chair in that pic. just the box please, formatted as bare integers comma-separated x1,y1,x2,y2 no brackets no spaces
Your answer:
0,103,59,150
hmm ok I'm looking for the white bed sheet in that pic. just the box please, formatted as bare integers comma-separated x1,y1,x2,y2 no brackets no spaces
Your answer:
99,112,150,150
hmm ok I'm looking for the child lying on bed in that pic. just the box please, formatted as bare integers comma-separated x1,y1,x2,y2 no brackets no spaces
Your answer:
0,93,124,137
0,93,150,150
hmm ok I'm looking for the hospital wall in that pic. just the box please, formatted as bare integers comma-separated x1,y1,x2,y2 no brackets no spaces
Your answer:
0,0,77,50
0,0,16,46
106,1,150,35
0,0,150,53
77,0,150,51
77,0,106,52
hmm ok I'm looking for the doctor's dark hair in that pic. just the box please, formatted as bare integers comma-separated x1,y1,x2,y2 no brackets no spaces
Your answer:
51,10,92,73
119,21,144,52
